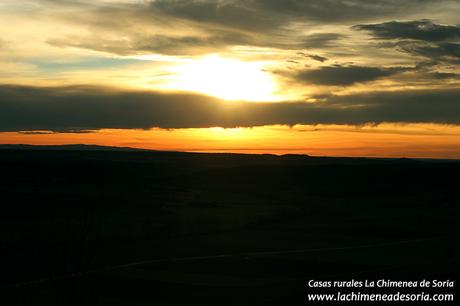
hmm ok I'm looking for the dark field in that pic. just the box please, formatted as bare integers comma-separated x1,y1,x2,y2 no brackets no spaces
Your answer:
1,147,459,305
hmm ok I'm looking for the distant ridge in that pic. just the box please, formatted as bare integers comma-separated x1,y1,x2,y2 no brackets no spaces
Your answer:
0,144,457,163
0,144,153,152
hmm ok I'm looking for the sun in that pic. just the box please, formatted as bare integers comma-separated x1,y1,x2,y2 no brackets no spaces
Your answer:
165,55,278,101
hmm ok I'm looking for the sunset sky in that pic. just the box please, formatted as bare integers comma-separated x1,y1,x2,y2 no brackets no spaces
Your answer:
1,0,459,158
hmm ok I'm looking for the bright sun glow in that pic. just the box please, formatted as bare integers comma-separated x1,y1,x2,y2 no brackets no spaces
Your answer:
165,55,278,101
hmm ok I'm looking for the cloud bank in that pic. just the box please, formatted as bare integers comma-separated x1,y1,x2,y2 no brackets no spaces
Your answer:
1,85,459,132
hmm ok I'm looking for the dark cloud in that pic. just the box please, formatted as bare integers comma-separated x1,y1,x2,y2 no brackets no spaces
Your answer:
294,65,406,85
307,55,328,62
354,20,460,42
17,130,93,134
150,0,279,31
0,85,459,132
321,90,460,124
297,52,328,62
429,72,459,79
398,41,460,61
372,40,460,62
355,20,460,62
151,0,446,28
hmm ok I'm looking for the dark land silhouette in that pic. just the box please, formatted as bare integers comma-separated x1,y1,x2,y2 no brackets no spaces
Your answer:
1,145,459,305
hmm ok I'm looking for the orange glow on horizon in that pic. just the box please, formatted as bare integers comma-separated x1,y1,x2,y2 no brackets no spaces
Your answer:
1,124,460,159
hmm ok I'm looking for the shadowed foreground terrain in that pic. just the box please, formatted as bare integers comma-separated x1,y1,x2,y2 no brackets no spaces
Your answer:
0,146,459,305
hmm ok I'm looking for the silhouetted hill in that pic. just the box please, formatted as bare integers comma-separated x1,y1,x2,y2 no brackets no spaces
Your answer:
1,143,455,165
0,144,153,152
